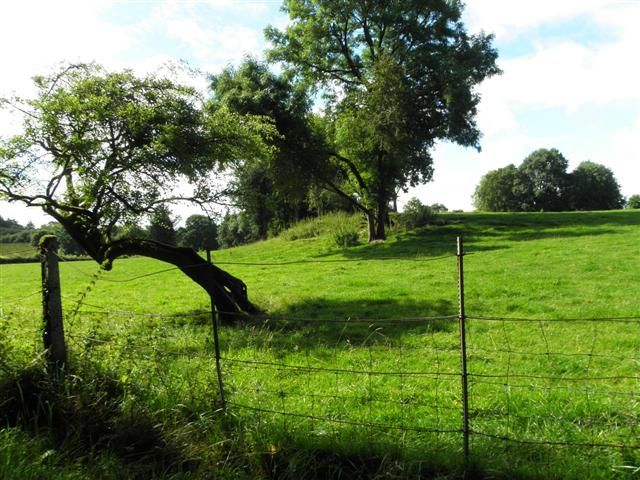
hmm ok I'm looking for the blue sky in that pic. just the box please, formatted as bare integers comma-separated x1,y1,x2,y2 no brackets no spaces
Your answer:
1,0,638,225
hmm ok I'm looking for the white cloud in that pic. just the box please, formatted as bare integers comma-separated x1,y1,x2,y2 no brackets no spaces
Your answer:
464,0,618,39
606,113,640,198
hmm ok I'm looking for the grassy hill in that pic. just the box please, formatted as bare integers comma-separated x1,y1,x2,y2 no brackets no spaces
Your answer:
1,210,639,479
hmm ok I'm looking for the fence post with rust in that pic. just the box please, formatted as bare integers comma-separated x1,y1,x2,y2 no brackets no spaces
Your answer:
40,235,67,372
457,236,470,472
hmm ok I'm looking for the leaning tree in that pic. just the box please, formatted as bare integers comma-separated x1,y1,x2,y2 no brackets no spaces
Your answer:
0,64,275,322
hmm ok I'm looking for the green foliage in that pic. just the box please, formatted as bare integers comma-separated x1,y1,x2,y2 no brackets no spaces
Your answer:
473,164,524,212
517,148,570,211
147,206,177,246
2,210,639,479
30,223,85,256
332,228,360,248
0,216,34,243
279,211,362,243
211,59,323,239
178,215,217,251
266,0,500,240
627,194,640,209
474,149,624,212
568,161,624,210
0,63,274,263
397,197,437,229
217,212,261,248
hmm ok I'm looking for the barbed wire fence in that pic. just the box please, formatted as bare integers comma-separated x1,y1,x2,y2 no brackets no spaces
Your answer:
0,236,638,477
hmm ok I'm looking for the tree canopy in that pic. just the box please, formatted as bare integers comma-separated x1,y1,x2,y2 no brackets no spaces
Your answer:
569,161,624,211
0,63,274,320
210,58,326,237
473,149,624,212
266,0,500,240
627,194,640,209
179,214,218,251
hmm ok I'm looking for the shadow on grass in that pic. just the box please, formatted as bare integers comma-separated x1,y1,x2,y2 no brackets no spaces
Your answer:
313,210,640,262
0,364,198,479
222,297,457,352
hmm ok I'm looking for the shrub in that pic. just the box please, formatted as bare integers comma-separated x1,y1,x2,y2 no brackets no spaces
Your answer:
333,228,360,247
398,198,436,229
626,194,640,209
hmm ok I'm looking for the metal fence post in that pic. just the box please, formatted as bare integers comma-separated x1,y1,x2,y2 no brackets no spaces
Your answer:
40,235,67,373
207,249,226,411
457,236,470,471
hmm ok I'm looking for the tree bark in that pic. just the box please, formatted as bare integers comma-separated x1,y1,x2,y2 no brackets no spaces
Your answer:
375,199,387,241
102,239,255,324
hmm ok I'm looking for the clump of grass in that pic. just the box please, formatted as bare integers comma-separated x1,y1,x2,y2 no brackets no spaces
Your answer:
280,211,363,244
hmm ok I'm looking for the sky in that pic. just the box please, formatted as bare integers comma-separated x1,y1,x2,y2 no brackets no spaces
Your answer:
0,0,638,225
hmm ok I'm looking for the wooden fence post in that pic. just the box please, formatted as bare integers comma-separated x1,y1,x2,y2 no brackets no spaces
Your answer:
40,235,67,372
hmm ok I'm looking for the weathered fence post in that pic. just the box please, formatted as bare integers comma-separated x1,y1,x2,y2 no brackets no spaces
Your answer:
207,249,226,411
40,235,67,372
457,236,470,472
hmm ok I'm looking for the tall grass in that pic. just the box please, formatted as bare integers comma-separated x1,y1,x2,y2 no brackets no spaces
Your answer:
1,210,639,479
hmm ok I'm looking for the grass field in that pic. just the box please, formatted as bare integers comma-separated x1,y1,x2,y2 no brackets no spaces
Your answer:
0,242,36,260
1,210,639,479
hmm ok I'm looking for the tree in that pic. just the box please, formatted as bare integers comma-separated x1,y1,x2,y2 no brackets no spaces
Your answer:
627,195,640,209
474,149,625,212
210,59,322,236
516,148,570,212
473,164,524,212
0,64,273,321
568,161,624,210
266,0,500,240
148,205,178,246
217,212,260,249
179,214,218,251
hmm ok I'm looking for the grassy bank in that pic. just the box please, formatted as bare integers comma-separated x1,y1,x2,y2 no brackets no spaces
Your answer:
1,210,639,479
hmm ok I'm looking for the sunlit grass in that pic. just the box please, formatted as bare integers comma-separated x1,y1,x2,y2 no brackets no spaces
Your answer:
1,210,639,479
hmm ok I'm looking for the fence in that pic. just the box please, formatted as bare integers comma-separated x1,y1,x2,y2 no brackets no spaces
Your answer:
0,236,638,478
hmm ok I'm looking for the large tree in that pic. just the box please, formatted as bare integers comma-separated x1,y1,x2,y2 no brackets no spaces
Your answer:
0,64,273,321
517,148,570,212
210,59,324,236
472,164,524,212
473,149,624,212
266,0,500,240
568,161,624,211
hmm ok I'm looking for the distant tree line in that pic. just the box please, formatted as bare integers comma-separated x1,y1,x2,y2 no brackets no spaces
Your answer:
0,211,219,255
473,148,629,212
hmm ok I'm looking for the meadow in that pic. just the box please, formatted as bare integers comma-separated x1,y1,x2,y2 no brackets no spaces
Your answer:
0,210,639,479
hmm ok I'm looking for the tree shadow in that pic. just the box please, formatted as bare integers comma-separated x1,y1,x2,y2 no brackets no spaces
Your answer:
314,210,639,261
223,297,457,352
0,364,198,478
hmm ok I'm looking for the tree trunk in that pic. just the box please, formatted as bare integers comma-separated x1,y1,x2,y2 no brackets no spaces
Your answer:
46,211,255,324
375,200,387,241
101,239,255,324
366,206,388,242
366,210,377,242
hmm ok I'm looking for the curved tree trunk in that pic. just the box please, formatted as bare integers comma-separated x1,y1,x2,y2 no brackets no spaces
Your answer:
46,209,255,323
102,239,256,324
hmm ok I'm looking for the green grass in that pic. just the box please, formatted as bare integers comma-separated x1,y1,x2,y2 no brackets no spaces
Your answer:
0,242,37,260
1,210,639,479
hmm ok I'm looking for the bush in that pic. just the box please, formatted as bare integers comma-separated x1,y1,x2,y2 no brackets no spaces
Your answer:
398,198,436,229
626,194,640,209
333,228,360,248
279,217,323,241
